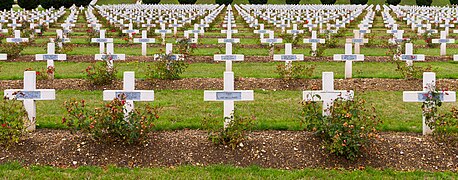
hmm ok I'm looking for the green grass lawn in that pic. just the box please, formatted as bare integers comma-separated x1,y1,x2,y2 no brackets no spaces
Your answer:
1,61,458,80
0,162,456,179
0,90,456,132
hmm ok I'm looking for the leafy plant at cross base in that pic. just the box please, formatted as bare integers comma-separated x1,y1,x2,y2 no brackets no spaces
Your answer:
63,96,160,144
280,33,303,46
276,63,316,79
422,83,446,131
0,97,27,148
422,31,436,48
203,111,256,149
148,39,195,80
301,95,381,160
86,28,98,44
24,67,55,80
85,57,117,85
0,42,28,59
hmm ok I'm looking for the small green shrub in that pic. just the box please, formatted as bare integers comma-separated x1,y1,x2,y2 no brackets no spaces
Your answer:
301,96,380,160
0,42,28,60
386,0,401,5
18,0,40,10
0,97,27,147
248,0,267,4
85,58,117,86
203,111,256,149
0,0,14,10
63,97,160,144
416,0,432,6
276,64,315,79
148,54,189,80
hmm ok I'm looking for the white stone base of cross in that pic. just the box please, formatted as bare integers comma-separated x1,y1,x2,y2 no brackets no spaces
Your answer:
103,71,154,115
333,43,364,79
303,72,354,116
4,71,56,131
204,72,254,128
403,72,456,135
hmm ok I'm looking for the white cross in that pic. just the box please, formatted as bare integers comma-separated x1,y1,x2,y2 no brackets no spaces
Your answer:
55,29,71,48
35,43,66,78
95,43,126,68
287,24,304,37
432,31,455,56
197,19,209,33
333,43,364,79
400,43,425,66
6,30,29,43
260,31,282,44
91,30,114,54
303,72,354,116
168,19,182,36
141,19,156,31
188,24,204,43
403,72,456,135
155,23,171,44
103,71,154,116
4,71,56,131
346,30,368,54
303,31,325,56
273,43,304,68
122,23,139,38
7,19,22,30
134,30,155,56
254,24,268,39
214,43,244,71
219,21,239,43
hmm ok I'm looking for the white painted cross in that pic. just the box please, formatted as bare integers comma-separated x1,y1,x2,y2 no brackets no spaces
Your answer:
4,71,56,131
168,19,182,36
55,29,71,48
333,43,364,79
214,43,244,71
154,43,183,61
403,72,456,135
7,19,22,30
6,30,29,43
95,43,126,68
303,31,325,56
261,30,283,44
432,31,455,56
273,43,304,68
346,30,368,54
134,30,155,56
189,24,204,43
35,43,66,78
122,23,139,38
103,71,154,115
400,43,425,66
303,72,354,116
155,23,171,44
287,24,304,37
254,24,268,39
91,30,114,54
141,19,156,31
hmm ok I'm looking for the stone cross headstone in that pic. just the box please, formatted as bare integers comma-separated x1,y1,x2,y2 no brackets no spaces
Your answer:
35,43,67,78
303,72,354,116
403,72,456,135
4,71,56,131
134,30,155,56
122,23,139,38
103,71,154,115
260,30,283,44
254,24,268,39
333,43,364,79
432,31,455,56
91,30,114,54
95,43,126,68
6,30,29,43
400,43,425,66
273,43,304,68
303,31,325,56
155,23,171,44
346,30,368,54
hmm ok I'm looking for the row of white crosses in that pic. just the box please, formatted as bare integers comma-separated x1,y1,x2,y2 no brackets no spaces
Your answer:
206,7,253,129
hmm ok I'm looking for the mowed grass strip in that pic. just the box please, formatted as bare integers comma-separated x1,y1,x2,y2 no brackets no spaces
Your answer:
0,162,456,179
0,90,456,133
1,61,458,80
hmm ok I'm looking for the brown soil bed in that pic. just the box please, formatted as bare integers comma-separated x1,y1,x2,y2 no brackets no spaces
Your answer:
6,55,454,63
2,78,458,91
0,129,456,171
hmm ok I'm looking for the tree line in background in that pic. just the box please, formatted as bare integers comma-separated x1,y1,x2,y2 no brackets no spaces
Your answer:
0,0,457,15
0,0,92,10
